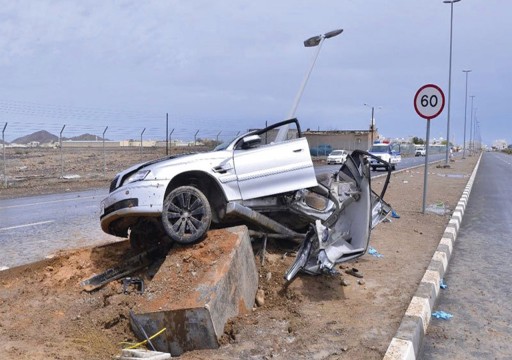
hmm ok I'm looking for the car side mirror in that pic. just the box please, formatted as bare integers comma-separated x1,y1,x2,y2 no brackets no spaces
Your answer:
241,134,262,149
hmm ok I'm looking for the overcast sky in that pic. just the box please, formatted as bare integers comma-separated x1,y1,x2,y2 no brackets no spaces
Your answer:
0,0,510,145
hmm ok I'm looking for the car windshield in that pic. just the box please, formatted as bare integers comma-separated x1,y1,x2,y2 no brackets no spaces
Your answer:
330,150,345,155
214,138,236,151
370,145,389,152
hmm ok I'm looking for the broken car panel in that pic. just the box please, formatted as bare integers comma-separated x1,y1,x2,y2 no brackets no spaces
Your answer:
100,118,392,280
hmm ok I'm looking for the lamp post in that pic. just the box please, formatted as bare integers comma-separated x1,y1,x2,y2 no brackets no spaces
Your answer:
364,103,381,148
462,69,471,158
443,0,461,166
287,28,344,119
276,28,343,143
469,95,475,154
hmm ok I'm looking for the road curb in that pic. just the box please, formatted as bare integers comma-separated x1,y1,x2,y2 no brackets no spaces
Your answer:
383,153,483,360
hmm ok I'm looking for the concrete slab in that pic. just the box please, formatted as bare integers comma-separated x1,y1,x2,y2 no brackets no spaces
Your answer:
131,226,258,356
116,349,171,359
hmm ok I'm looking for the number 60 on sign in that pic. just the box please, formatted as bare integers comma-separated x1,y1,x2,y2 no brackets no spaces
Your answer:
414,84,445,120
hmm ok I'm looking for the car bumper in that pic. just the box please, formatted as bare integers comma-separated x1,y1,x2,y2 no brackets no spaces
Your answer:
369,158,398,167
100,180,168,234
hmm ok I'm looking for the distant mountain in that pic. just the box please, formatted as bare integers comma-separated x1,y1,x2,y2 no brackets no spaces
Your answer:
69,133,105,141
11,131,106,144
12,130,58,144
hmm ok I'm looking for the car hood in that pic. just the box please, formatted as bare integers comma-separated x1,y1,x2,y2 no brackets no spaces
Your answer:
116,150,231,179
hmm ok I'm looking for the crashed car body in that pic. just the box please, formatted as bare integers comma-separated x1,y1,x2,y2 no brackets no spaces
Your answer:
100,118,392,280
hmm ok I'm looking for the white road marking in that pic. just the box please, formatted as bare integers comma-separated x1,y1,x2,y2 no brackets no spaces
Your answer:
0,195,100,210
0,220,55,231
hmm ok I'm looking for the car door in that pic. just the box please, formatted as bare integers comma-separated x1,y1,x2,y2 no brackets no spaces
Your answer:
232,122,318,200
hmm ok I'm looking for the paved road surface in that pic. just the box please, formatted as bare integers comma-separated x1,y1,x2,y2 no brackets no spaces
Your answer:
422,151,512,359
0,189,117,268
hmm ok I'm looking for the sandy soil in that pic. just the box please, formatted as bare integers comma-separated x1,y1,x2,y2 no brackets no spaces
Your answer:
0,149,479,359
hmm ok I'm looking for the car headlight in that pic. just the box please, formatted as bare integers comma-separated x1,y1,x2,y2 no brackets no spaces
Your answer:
124,170,151,185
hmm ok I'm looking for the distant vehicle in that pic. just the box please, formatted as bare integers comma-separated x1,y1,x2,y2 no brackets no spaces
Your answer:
368,143,401,171
327,150,348,165
415,147,426,157
310,144,332,156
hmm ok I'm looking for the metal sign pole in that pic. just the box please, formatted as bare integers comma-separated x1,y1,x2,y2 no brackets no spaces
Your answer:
422,120,431,214
414,84,445,215
2,122,7,187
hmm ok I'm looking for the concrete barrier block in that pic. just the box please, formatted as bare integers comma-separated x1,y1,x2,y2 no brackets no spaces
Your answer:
131,226,258,356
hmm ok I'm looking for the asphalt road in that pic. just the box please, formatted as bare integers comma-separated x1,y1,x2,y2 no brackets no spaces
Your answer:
0,188,116,268
0,152,449,269
315,152,446,175
421,151,512,359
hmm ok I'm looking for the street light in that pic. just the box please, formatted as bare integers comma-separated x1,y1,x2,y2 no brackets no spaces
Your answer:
364,103,381,147
287,28,344,119
276,28,343,143
443,0,461,166
469,95,475,154
462,69,471,158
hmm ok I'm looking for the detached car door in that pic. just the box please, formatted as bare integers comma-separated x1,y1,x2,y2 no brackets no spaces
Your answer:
233,120,318,200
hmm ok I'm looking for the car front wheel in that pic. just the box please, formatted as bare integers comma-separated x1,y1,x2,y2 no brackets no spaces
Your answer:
161,186,212,244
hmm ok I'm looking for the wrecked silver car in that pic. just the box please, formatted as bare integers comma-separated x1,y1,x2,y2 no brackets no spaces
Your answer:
100,118,392,280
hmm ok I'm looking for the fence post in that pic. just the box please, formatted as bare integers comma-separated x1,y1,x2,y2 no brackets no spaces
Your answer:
166,113,169,156
140,128,146,157
60,125,66,178
169,128,174,155
194,130,199,146
103,126,108,178
2,122,7,187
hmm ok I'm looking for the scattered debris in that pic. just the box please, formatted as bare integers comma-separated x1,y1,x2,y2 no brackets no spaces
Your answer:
432,311,453,320
61,174,81,179
256,289,265,307
340,279,350,286
440,278,447,289
80,245,165,292
425,202,448,215
368,246,383,258
391,210,400,218
122,277,145,294
115,349,171,360
345,267,364,278
357,279,366,286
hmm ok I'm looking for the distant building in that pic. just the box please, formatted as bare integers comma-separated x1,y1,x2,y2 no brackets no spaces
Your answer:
303,129,377,152
492,139,508,150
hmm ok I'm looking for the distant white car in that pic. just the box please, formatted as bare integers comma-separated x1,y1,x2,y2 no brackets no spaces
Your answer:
326,150,348,165
415,147,426,157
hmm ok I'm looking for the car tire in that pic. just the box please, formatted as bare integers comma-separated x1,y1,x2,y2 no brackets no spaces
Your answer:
392,165,396,171
371,166,376,171
161,185,212,245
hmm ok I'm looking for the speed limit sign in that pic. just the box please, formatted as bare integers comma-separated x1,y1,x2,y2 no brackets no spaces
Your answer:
414,83,446,214
414,84,445,120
